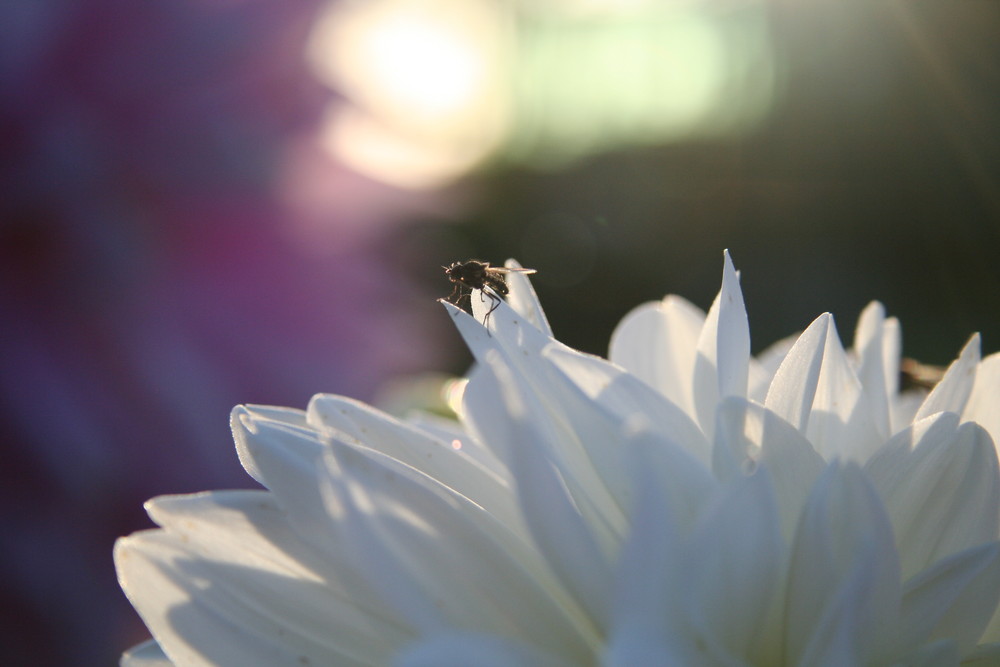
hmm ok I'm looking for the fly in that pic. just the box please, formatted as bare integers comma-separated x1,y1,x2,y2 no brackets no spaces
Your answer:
443,260,537,327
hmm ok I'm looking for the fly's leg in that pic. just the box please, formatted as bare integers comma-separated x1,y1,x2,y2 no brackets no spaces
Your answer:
481,290,502,332
447,282,462,304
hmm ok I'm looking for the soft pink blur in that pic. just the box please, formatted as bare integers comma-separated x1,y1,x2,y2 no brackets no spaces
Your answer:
0,1,446,665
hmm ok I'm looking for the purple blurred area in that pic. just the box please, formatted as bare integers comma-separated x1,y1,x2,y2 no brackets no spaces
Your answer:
0,1,445,664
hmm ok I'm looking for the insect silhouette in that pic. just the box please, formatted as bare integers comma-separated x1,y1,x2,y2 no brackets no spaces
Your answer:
443,260,537,328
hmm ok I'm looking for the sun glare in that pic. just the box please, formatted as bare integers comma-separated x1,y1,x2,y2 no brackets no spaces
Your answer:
308,0,509,188
307,0,775,187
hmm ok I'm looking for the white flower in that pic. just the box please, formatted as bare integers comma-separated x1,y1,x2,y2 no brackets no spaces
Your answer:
116,252,1000,666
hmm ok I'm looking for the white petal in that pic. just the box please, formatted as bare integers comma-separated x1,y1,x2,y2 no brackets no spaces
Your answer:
804,316,882,462
980,577,1000,642
964,351,1000,448
469,287,501,331
608,294,705,415
603,631,701,667
231,404,311,428
544,343,713,479
623,422,716,534
397,633,575,667
612,439,781,666
853,301,892,439
443,299,561,430
115,529,383,667
141,491,410,662
962,642,1000,663
916,334,981,420
892,390,928,437
683,471,784,663
748,332,799,402
235,403,563,651
306,394,523,538
896,640,959,667
692,250,750,439
403,408,509,476
764,313,831,433
231,404,320,487
714,397,825,540
504,258,553,337
121,640,173,667
713,251,752,401
785,463,901,665
146,491,379,607
866,414,1000,578
316,440,594,658
899,542,1000,655
455,294,710,554
795,600,862,667
745,356,769,406
456,316,627,552
462,355,614,631
608,437,697,663
443,298,563,395
230,407,344,550
455,295,708,538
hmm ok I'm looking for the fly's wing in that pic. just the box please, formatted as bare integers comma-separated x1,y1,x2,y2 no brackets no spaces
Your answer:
483,267,536,297
489,267,537,274
500,260,551,337
482,273,510,296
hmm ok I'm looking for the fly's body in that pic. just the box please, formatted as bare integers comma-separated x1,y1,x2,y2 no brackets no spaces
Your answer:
443,260,536,327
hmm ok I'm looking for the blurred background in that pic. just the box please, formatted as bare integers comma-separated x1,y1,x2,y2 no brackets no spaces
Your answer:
1,0,998,664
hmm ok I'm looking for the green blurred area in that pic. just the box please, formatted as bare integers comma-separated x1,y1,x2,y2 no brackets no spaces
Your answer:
395,0,1000,367
506,5,775,165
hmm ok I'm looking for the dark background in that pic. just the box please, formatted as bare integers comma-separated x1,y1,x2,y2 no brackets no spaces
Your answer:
411,1,1000,367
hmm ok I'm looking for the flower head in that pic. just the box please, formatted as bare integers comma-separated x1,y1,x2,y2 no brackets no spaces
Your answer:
117,251,1000,665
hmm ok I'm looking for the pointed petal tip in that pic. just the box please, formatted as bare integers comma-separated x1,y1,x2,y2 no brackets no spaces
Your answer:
953,332,982,365
804,312,833,331
718,252,745,309
140,491,206,518
860,300,886,316
957,418,998,451
305,392,325,414
229,405,258,435
814,313,834,333
121,640,172,667
113,534,132,560
723,249,736,271
440,299,464,315
113,532,150,585
440,300,484,329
